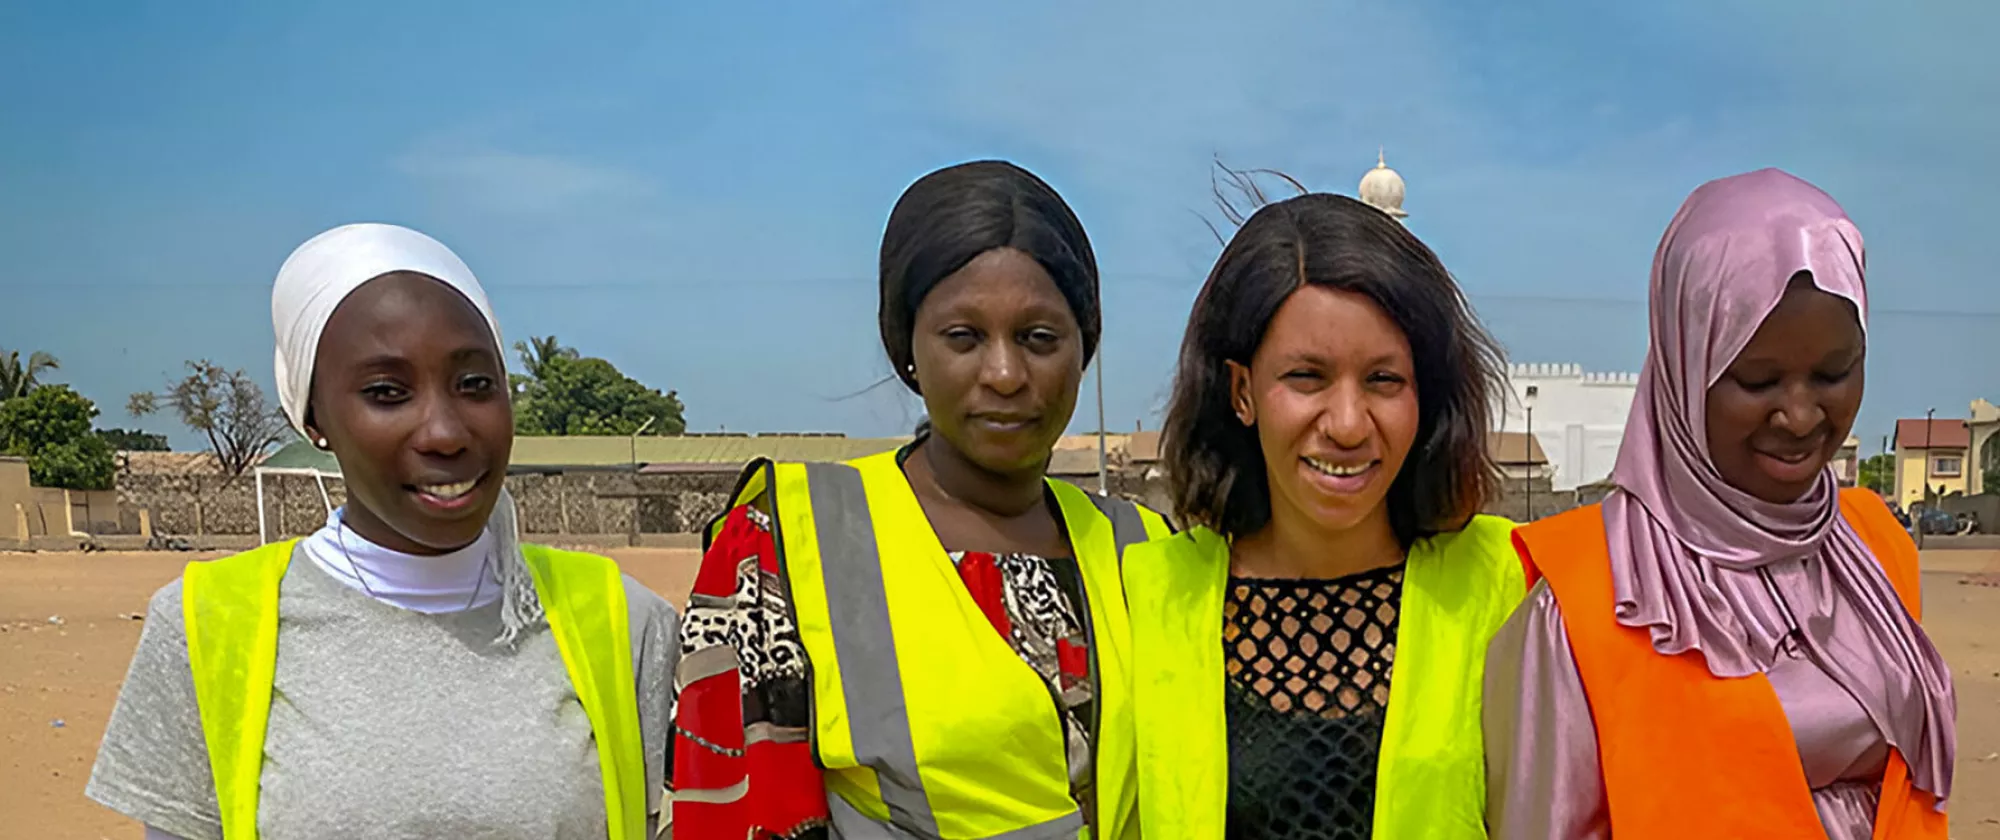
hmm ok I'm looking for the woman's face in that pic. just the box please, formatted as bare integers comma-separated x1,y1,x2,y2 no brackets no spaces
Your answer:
910,247,1084,476
305,272,514,555
1706,279,1865,504
1230,285,1420,535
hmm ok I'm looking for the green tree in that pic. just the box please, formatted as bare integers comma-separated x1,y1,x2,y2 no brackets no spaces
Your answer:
0,385,115,490
0,348,60,400
98,427,169,451
129,361,288,477
514,335,580,380
1858,453,1894,495
514,354,687,436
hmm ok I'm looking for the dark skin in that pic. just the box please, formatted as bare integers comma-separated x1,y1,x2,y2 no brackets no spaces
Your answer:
1706,274,1865,505
901,247,1085,559
302,272,514,556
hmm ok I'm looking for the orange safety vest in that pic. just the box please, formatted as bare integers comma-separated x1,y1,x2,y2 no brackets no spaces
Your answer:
1513,487,1947,840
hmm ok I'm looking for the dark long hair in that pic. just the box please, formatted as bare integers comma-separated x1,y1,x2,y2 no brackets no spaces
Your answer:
878,160,1101,395
1162,176,1505,545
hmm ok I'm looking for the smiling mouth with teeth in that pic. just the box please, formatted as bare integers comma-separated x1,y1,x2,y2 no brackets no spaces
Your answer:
417,478,481,500
1303,456,1373,477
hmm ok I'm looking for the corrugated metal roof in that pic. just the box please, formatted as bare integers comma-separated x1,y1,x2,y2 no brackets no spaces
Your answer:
121,451,250,475
513,434,912,468
1487,431,1548,465
253,434,916,476
1047,449,1107,476
260,440,339,472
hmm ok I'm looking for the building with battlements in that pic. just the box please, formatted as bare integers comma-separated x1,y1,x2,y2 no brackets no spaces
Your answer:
1494,363,1640,492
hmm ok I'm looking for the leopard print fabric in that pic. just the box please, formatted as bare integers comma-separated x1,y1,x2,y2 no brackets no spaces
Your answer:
680,508,808,692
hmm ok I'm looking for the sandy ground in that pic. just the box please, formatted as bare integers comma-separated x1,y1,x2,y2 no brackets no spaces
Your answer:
1,549,1994,839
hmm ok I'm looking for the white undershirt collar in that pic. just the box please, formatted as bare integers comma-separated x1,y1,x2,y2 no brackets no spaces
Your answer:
299,508,500,613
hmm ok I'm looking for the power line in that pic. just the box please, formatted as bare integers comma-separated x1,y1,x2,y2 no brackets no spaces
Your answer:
9,278,2000,320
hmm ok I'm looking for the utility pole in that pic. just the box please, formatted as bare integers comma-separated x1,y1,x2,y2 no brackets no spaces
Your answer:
630,416,656,471
1920,408,1935,549
1523,385,1539,521
1095,358,1109,495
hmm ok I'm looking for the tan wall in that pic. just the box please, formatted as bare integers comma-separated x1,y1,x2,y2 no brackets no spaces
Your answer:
0,457,148,541
0,457,29,540
69,489,119,533
27,487,68,537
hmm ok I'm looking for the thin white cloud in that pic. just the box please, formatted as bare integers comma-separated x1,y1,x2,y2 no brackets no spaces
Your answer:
393,143,656,215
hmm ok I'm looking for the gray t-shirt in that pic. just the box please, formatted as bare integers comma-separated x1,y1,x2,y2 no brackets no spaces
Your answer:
86,550,680,840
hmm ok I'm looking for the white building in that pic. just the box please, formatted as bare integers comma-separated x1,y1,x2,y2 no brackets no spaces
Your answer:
1494,363,1639,491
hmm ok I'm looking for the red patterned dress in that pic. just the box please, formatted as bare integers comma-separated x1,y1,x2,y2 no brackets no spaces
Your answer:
669,494,1097,839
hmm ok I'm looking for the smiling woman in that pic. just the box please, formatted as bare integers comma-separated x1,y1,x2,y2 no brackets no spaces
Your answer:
1125,187,1524,840
85,224,680,840
1487,169,1957,840
305,271,517,556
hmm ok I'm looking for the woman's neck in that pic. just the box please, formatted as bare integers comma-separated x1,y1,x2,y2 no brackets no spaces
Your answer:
907,436,1045,518
1230,502,1404,580
338,502,447,556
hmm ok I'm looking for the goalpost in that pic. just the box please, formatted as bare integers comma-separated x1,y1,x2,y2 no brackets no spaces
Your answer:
252,464,338,545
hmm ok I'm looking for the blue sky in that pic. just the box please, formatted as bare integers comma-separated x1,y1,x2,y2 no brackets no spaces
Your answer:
2,0,1994,456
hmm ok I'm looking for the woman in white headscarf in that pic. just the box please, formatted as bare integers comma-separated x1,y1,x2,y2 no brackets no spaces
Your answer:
87,223,681,840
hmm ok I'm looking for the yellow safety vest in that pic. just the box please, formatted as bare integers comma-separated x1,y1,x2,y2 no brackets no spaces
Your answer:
1124,515,1525,839
181,539,648,840
720,450,1171,840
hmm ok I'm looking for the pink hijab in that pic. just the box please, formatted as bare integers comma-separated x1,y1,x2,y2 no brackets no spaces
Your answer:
1605,168,1954,802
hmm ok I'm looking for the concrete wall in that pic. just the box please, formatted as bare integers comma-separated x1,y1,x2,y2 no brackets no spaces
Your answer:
115,470,744,540
510,471,737,537
1494,364,1639,492
118,473,267,536
0,457,136,541
1938,494,1999,533
10,487,123,537
0,456,29,540
74,457,1620,548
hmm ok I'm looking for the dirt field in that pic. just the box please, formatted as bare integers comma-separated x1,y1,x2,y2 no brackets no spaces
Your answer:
2,549,1994,839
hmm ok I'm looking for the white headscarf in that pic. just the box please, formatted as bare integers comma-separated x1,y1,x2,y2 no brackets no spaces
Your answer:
272,223,542,644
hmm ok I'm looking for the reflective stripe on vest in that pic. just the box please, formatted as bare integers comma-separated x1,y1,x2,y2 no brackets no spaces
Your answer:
1124,515,1526,840
182,540,647,840
1515,488,1948,840
738,451,1169,840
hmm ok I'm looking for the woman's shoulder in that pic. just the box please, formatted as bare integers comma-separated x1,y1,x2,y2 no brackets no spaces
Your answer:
1125,524,1226,568
166,540,302,624
1128,498,1176,533
1421,514,1520,564
516,543,680,617
617,573,679,623
141,575,190,640
1413,515,1529,605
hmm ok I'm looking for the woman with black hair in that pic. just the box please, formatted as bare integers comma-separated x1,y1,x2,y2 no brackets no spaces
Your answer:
670,160,1171,839
1126,183,1524,839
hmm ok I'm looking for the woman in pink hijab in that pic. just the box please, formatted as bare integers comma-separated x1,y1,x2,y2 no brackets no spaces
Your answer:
1483,169,1955,839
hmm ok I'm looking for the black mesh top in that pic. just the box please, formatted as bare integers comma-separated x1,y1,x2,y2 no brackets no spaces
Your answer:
1222,564,1404,840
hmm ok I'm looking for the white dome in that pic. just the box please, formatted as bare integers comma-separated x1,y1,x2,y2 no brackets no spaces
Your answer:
1359,149,1408,219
